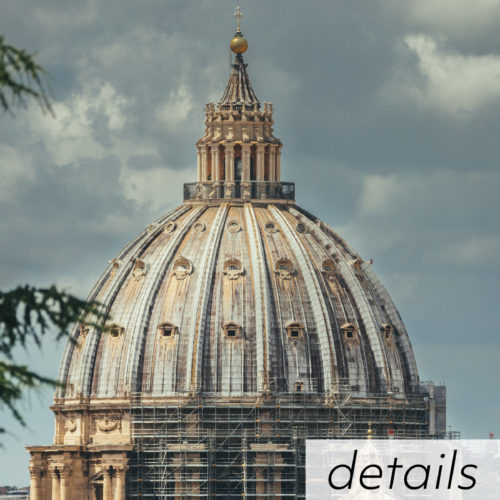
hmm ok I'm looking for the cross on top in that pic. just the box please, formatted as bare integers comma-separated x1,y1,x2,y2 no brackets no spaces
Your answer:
234,5,243,32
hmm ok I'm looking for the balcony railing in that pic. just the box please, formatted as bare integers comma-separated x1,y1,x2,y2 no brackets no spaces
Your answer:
183,181,295,202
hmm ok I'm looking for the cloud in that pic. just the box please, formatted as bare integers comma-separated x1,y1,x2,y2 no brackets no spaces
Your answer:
33,0,98,29
439,235,500,268
383,34,500,115
407,0,500,36
120,165,192,211
337,169,500,270
157,83,194,131
0,145,35,202
25,81,128,165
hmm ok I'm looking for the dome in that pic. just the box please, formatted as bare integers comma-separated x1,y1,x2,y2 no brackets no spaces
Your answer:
29,13,444,500
59,201,420,400
58,22,420,402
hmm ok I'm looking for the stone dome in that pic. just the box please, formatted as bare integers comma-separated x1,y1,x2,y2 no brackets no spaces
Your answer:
58,200,420,400
57,26,422,404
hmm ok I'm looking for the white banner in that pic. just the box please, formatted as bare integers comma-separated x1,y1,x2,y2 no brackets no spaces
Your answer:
306,439,500,499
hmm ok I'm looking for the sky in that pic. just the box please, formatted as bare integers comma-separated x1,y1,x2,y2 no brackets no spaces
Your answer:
1,0,500,486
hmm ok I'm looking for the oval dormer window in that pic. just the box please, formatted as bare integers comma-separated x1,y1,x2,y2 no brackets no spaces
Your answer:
165,221,177,233
265,221,277,234
194,221,206,233
296,222,306,234
228,220,241,233
322,259,336,281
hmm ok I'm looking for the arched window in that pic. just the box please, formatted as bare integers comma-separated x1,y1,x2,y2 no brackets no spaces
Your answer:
250,157,255,180
234,157,242,181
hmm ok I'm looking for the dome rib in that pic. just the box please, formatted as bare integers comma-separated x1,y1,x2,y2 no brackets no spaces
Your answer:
186,203,229,393
270,205,337,392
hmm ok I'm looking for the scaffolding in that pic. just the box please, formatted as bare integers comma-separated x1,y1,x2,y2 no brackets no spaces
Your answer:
126,382,437,499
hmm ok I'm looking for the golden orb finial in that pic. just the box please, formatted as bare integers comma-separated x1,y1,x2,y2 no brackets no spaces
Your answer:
230,35,248,54
230,6,248,54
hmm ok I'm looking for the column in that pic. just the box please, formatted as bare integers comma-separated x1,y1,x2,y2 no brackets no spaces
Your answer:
50,469,60,500
269,146,277,182
114,467,127,500
196,148,201,182
200,146,208,182
276,146,282,182
29,466,42,500
173,471,180,497
241,144,252,199
224,144,235,198
242,144,251,181
103,468,112,500
255,465,266,498
211,145,220,181
256,145,265,181
224,144,234,181
256,144,266,198
59,466,72,500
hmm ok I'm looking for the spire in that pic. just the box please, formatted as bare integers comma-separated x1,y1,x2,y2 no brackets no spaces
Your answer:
220,6,259,108
219,56,259,107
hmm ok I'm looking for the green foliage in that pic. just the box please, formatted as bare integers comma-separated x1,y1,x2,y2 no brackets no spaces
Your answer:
0,286,103,434
0,35,53,113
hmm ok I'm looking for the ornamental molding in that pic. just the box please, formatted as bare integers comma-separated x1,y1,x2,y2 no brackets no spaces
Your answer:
92,412,123,433
173,257,193,280
275,258,295,280
321,258,336,282
133,258,146,280
64,416,77,433
29,465,44,478
109,258,120,278
223,259,244,280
